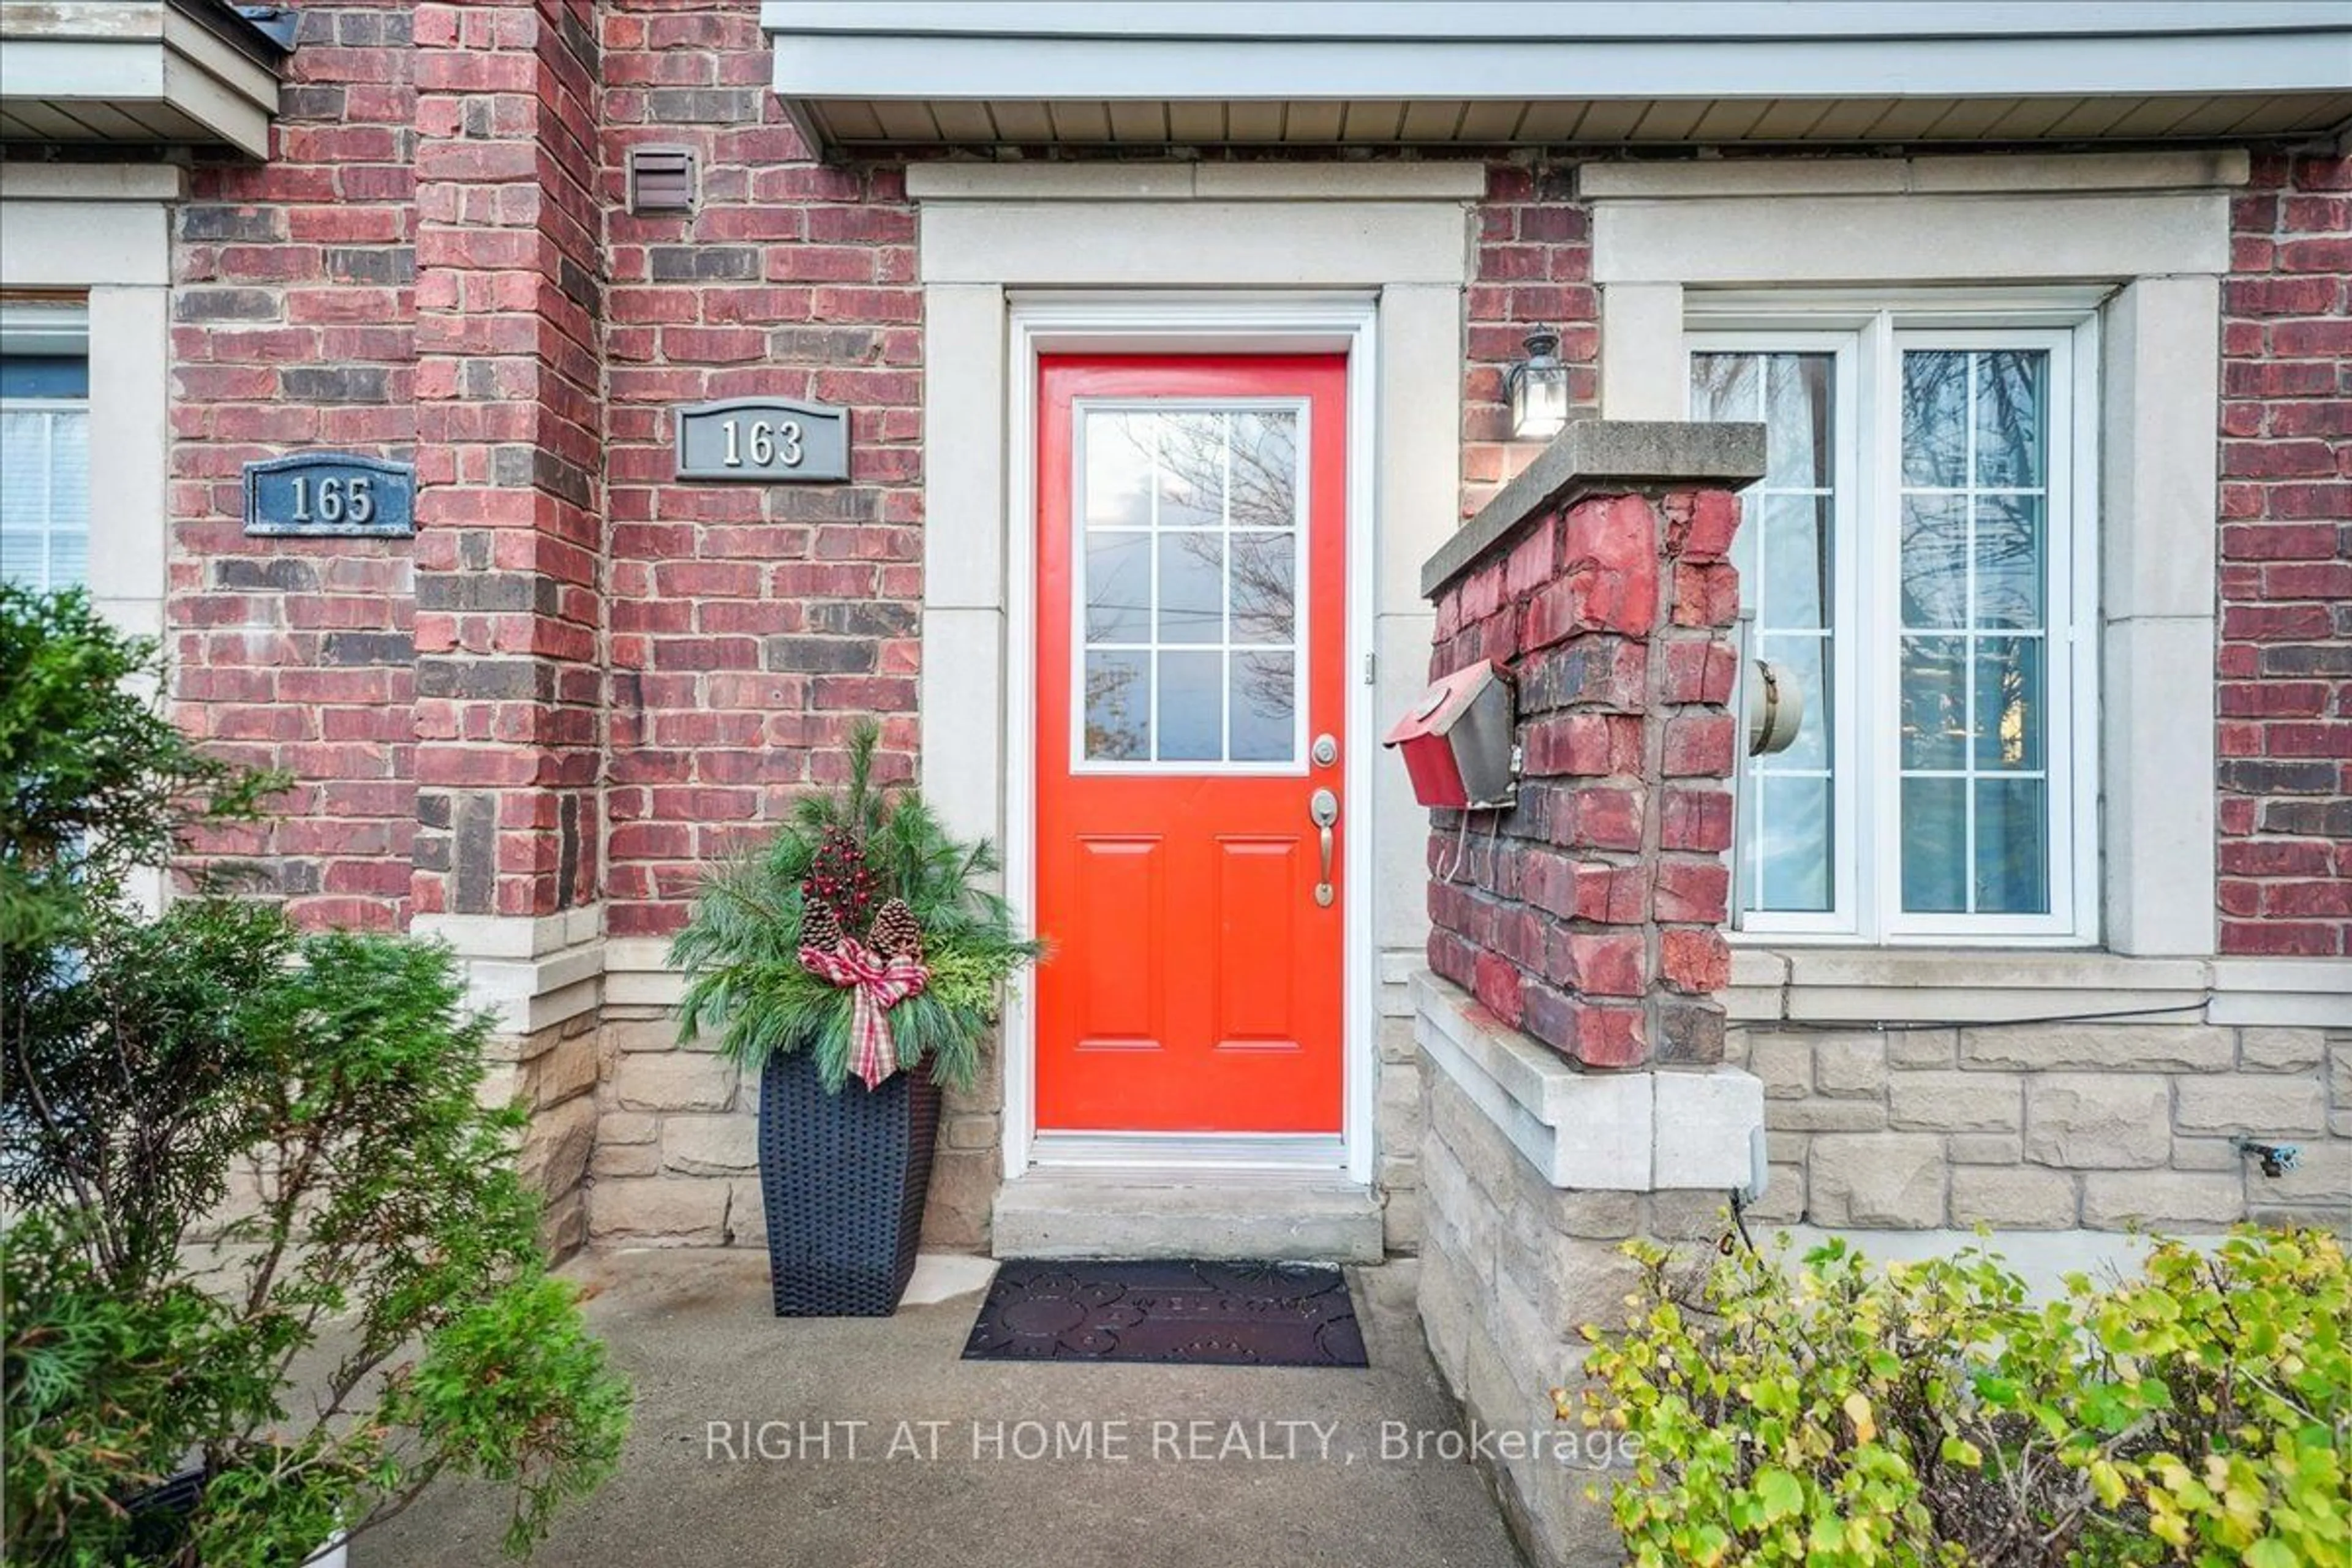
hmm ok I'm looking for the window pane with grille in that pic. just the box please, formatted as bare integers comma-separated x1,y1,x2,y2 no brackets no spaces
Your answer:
1692,351,1838,915
1897,349,2051,916
1077,404,1303,767
0,399,91,593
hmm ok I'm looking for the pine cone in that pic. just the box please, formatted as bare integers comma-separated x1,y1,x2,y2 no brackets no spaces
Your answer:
869,897,921,958
810,825,876,927
799,892,843,952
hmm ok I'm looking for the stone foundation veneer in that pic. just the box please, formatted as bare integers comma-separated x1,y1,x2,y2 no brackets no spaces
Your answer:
407,908,606,1259
1408,422,1770,1568
1727,1016,2350,1232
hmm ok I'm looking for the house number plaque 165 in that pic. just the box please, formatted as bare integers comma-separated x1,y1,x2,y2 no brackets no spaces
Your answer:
674,397,849,483
243,453,416,538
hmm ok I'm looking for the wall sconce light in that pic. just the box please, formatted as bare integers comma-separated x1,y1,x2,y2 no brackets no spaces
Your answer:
1506,329,1570,442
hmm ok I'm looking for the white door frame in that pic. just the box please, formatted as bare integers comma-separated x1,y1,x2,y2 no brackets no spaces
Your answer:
1000,292,1379,1185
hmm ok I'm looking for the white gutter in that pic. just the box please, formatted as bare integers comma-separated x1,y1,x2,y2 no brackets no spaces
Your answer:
764,1,2352,102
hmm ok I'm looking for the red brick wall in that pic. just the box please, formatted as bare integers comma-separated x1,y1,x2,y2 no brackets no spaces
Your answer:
599,0,921,938
156,21,2343,962
170,0,419,929
2218,151,2352,957
407,0,607,920
1424,488,1742,1069
160,0,921,938
1464,160,1596,518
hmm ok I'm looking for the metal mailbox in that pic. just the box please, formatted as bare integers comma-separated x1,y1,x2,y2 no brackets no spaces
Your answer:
1382,660,1517,810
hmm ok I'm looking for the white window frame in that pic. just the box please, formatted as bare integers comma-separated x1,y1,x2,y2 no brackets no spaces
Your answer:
1691,296,2101,946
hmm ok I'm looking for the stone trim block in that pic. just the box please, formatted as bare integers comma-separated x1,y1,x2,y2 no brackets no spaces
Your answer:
1414,971,1763,1193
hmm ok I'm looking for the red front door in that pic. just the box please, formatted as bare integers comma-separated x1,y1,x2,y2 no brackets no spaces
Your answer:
1035,355,1348,1134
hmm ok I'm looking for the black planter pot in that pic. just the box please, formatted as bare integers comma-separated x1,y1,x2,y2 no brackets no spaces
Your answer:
118,1468,345,1565
122,1467,205,1561
756,1047,940,1316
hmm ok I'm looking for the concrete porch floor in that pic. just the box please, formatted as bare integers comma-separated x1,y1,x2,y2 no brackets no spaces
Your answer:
355,1250,1527,1568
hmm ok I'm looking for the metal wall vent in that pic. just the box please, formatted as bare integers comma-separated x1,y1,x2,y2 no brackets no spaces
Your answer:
627,146,697,214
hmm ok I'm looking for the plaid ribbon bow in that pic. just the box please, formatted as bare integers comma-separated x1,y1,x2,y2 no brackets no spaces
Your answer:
798,938,930,1090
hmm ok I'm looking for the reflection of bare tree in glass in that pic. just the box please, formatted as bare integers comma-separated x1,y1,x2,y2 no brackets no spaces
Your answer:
1898,353,2046,763
1901,498,1969,628
1082,534,1147,645
1903,352,1968,486
1084,657,1144,760
1976,352,2041,488
1989,650,2029,767
1972,496,2041,629
1145,414,1300,724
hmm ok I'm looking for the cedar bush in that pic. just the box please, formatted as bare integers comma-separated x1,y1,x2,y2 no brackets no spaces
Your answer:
0,585,630,1562
1572,1229,2350,1568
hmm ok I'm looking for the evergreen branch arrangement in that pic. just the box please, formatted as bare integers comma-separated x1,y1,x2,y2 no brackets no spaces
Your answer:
668,719,1045,1091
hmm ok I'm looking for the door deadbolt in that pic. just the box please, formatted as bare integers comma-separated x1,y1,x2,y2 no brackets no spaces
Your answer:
1311,733,1338,767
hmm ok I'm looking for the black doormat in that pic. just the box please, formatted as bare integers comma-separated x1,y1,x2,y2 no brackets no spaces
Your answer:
961,1259,1369,1368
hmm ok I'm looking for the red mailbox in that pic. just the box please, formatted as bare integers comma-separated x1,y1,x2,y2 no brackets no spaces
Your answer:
1383,660,1517,810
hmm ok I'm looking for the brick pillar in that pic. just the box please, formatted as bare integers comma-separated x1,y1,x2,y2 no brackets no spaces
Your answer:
410,0,603,922
407,0,606,1257
1408,424,1770,1568
1423,461,1744,1071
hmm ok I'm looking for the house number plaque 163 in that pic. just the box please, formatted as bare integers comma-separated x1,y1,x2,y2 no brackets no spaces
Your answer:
673,396,850,483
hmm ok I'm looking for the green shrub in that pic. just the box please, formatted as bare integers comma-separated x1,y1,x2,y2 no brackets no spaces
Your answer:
0,583,280,944
0,585,631,1562
3,907,635,1564
1573,1229,2349,1568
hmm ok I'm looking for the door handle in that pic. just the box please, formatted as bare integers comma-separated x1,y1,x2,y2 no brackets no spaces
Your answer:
1310,788,1339,907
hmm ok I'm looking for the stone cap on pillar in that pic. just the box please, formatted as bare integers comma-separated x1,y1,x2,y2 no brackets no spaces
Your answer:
1422,420,1765,601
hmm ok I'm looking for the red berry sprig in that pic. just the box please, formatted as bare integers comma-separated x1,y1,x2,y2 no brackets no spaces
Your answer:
805,824,878,935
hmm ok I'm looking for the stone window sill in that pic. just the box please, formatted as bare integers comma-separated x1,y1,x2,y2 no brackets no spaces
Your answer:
1728,946,2352,1029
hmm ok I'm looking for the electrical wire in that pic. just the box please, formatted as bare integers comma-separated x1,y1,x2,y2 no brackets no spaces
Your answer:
1726,1000,2212,1035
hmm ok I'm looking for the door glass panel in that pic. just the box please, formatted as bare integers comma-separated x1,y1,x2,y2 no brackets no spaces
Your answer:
1757,775,1831,911
1900,353,1967,487
1230,411,1298,529
1899,496,1969,628
1154,412,1226,527
1156,533,1223,644
1229,532,1296,645
1083,650,1148,761
1231,652,1295,763
1899,636,1967,771
1691,350,1837,916
1083,531,1150,643
1082,412,1153,527
1900,777,1967,913
1974,352,2045,489
1076,404,1303,766
1975,778,2049,913
1896,347,2052,916
1973,495,2045,629
1764,353,1831,489
1760,493,1829,629
1156,649,1223,761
